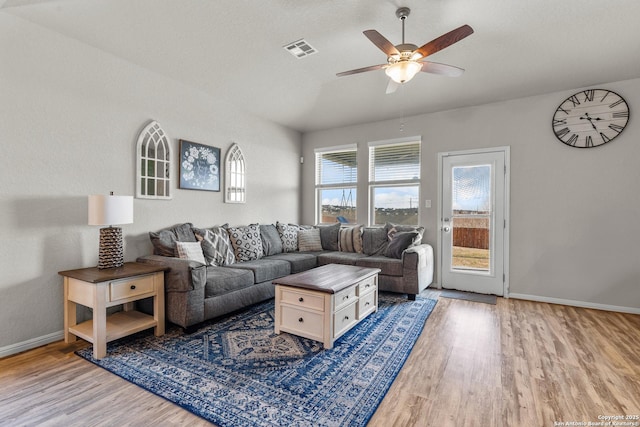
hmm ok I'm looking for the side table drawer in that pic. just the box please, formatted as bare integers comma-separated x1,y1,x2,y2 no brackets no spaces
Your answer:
110,275,155,301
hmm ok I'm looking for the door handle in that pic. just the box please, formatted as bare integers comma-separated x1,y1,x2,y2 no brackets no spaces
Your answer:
443,226,451,232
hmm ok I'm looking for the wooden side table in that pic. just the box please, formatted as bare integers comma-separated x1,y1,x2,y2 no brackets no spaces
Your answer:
58,262,167,359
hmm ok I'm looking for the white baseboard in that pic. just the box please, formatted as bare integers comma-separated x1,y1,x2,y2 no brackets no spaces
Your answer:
0,330,64,359
508,293,640,315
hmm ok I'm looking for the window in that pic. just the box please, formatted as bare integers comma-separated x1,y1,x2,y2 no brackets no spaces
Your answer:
368,139,421,225
315,146,357,224
136,121,172,199
225,143,246,203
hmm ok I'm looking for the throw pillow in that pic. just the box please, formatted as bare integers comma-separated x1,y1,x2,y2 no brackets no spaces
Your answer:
227,224,264,262
385,231,421,259
276,221,300,252
149,222,197,257
260,224,283,256
175,241,206,264
338,225,363,253
194,226,236,266
362,225,390,255
316,223,340,251
387,223,425,243
298,228,323,252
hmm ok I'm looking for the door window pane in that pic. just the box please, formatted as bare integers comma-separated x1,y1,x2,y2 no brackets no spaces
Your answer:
451,165,490,271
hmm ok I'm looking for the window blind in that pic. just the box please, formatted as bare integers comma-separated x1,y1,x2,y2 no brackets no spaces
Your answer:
315,149,357,186
369,141,420,182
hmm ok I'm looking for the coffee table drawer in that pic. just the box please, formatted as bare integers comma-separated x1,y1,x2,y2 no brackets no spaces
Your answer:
281,306,324,340
358,289,377,319
334,286,357,311
281,288,325,311
358,275,376,295
334,302,357,338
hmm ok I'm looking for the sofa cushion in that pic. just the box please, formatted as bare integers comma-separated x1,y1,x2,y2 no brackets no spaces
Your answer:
194,226,236,266
298,228,323,251
385,231,421,259
276,222,299,252
355,256,403,276
362,225,389,256
149,222,196,257
264,252,318,273
227,224,264,262
205,267,255,298
175,241,206,264
230,259,291,283
260,224,283,256
316,223,340,251
338,224,363,253
317,251,368,266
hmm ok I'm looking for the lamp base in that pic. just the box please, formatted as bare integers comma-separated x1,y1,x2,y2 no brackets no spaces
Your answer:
98,226,124,269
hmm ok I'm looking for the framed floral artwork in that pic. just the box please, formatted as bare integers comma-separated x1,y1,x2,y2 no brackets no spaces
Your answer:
179,140,221,192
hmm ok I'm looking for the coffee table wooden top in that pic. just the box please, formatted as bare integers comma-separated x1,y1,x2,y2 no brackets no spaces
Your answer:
272,264,381,294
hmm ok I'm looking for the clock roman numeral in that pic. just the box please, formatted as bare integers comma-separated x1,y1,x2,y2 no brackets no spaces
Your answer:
583,90,595,102
609,124,624,134
600,132,612,144
585,135,593,147
566,134,579,146
568,95,581,107
600,91,611,102
553,119,567,127
612,111,629,119
555,127,570,139
557,106,570,115
609,99,624,108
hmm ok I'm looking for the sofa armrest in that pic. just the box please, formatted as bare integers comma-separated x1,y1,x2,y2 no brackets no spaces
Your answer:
136,255,207,293
401,244,434,294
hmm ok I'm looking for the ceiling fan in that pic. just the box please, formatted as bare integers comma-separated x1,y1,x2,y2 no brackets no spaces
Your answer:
336,7,474,94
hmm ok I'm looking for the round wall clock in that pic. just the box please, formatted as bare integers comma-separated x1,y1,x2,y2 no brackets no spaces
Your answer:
552,89,630,148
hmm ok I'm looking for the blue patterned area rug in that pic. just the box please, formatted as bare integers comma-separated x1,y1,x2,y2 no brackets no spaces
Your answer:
76,294,437,427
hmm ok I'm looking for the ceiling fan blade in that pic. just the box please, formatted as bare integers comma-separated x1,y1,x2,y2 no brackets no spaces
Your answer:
386,79,400,94
363,30,400,56
414,24,474,59
420,61,465,77
336,64,386,77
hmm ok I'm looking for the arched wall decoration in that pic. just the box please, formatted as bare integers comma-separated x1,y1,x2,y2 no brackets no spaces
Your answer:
225,143,246,203
136,120,172,199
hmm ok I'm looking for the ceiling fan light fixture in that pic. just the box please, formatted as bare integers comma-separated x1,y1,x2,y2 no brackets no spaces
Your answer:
385,60,422,84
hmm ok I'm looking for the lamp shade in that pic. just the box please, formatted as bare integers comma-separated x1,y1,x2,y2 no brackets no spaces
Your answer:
88,194,134,226
385,61,422,84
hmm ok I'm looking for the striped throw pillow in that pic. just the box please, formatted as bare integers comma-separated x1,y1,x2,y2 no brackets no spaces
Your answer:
338,225,363,253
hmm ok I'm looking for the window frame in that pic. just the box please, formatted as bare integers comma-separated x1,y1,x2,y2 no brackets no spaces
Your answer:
368,138,421,226
315,144,358,224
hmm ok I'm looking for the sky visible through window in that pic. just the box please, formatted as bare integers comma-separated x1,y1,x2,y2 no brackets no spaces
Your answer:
453,165,491,212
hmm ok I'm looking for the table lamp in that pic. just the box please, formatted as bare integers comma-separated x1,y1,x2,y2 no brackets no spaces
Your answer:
88,192,134,269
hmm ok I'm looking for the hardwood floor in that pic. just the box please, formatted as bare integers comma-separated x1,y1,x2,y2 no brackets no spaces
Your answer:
1,291,639,426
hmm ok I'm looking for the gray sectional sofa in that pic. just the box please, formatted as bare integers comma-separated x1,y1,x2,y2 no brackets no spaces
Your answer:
137,222,434,330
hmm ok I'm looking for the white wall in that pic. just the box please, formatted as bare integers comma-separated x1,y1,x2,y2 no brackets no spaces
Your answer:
0,14,301,354
302,78,640,312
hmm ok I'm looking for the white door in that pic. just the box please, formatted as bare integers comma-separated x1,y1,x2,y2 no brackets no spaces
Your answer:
438,148,509,295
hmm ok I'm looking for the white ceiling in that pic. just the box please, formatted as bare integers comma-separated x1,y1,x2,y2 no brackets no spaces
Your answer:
4,0,640,133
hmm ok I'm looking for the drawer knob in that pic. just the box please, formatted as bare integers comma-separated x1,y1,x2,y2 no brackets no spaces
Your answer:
298,297,304,302
343,295,349,300
365,302,370,306
344,316,350,320
130,285,136,290
298,317,304,323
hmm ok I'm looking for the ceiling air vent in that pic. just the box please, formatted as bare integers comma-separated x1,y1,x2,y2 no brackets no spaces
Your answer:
283,39,317,58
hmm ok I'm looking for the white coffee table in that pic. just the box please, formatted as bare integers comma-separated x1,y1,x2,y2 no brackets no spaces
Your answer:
273,264,380,349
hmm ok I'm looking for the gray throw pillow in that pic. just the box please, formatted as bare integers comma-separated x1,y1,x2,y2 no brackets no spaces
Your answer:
260,224,283,256
385,231,421,259
316,223,340,251
149,222,196,257
387,223,425,244
362,225,389,256
194,226,236,266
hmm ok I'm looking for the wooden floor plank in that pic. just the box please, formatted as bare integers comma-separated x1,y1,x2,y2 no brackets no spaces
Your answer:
1,291,639,426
